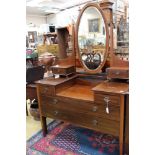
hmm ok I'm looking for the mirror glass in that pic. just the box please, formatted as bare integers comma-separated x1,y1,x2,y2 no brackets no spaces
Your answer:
78,6,106,70
115,11,129,61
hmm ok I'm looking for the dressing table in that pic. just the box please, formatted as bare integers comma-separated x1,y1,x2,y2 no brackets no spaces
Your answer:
36,1,129,155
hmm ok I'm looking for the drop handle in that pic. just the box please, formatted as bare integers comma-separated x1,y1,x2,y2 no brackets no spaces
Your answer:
92,120,98,126
104,97,110,114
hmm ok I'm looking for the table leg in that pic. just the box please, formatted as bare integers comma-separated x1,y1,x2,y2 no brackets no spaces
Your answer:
40,116,47,136
120,95,125,155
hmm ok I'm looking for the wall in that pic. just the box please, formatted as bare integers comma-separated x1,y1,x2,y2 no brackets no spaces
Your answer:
26,15,47,27
46,5,83,27
26,15,47,34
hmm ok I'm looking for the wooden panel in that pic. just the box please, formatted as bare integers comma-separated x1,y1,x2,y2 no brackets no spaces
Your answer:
57,27,69,59
55,78,75,93
41,104,120,136
38,84,55,96
124,94,129,154
92,81,129,94
26,84,37,100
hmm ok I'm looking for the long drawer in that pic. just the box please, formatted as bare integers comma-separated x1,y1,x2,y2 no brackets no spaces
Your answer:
41,104,120,136
40,95,120,121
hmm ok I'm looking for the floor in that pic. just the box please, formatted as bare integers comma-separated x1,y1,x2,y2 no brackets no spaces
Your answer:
26,100,53,140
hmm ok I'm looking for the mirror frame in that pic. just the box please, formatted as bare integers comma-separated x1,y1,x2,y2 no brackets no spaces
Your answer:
76,3,109,74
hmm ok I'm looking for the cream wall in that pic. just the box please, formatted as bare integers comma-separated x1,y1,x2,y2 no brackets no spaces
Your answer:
26,15,48,35
26,15,47,27
46,5,84,27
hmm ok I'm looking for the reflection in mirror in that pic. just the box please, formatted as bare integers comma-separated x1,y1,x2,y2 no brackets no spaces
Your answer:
115,13,129,61
78,6,106,70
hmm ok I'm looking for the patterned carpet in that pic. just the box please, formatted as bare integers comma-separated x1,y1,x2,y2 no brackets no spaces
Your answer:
27,120,119,155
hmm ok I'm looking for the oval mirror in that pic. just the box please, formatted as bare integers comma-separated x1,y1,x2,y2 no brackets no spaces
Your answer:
76,3,109,73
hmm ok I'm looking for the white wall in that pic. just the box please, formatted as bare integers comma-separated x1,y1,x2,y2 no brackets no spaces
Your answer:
26,15,47,34
46,5,83,27
26,15,47,27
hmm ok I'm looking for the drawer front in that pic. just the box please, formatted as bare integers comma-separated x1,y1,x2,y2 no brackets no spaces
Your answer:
40,95,120,121
40,95,95,114
41,104,120,136
39,85,54,96
52,68,66,75
108,69,129,79
94,93,120,121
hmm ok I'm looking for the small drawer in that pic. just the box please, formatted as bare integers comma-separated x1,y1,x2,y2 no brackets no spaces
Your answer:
107,68,129,79
95,93,120,105
94,93,120,121
39,85,54,96
52,68,64,74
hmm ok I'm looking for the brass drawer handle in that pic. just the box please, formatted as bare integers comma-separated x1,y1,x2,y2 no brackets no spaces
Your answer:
54,111,58,116
52,99,58,104
92,120,98,126
92,106,98,112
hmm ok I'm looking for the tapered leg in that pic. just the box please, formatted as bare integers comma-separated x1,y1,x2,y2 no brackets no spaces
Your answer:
40,116,47,136
119,139,123,155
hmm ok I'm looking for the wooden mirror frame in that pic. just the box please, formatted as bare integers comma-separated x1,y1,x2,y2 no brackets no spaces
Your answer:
75,3,109,74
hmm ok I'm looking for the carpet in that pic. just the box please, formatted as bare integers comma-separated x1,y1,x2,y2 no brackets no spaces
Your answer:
27,120,119,155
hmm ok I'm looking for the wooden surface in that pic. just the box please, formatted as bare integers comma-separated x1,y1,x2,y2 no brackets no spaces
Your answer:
92,81,129,94
57,84,94,101
57,27,68,59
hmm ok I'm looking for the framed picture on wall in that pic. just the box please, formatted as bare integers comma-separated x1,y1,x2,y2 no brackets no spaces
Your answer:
88,18,100,33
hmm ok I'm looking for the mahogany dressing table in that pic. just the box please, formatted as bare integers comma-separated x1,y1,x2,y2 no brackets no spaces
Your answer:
36,2,129,155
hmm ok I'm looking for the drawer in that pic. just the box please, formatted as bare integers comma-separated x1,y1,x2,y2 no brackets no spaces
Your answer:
40,95,120,121
51,66,75,75
107,68,129,79
41,105,120,136
95,93,120,105
39,85,55,96
94,93,120,121
52,68,64,74
40,95,95,114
